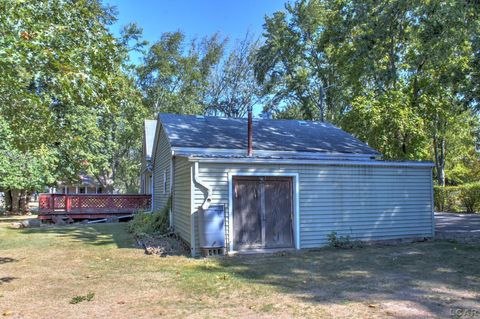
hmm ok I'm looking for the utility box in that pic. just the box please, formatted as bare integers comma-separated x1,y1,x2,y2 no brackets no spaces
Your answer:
198,205,225,250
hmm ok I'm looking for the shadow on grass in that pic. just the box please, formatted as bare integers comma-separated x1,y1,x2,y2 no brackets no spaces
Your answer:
19,223,135,249
0,218,31,223
0,257,18,264
194,242,480,317
0,277,18,285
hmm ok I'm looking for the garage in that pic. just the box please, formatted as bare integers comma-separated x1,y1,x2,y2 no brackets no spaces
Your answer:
233,176,294,250
150,113,435,256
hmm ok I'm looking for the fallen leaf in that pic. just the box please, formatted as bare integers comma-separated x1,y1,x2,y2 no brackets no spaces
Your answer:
2,310,13,316
368,304,378,308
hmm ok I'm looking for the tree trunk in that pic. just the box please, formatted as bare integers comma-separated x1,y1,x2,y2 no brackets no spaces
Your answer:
3,190,12,212
19,190,30,214
10,189,20,213
433,132,446,186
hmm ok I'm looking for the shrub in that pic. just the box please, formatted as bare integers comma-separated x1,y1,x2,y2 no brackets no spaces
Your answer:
459,182,480,213
433,186,446,212
327,231,354,248
434,184,480,213
129,197,171,236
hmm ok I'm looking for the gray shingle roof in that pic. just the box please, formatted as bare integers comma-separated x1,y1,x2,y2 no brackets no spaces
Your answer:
144,119,157,159
158,114,380,156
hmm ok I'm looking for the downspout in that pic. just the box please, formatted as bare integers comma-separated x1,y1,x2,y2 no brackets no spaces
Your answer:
193,161,212,210
169,154,174,228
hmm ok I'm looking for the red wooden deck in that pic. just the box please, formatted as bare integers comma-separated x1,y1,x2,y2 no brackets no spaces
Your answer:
38,193,151,220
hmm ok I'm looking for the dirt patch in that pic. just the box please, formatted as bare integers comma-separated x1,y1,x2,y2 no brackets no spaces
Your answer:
137,233,190,257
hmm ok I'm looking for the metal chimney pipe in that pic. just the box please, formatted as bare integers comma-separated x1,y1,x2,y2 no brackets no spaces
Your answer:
247,106,253,156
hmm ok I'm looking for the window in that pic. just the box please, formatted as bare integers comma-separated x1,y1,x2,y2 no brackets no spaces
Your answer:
163,170,167,194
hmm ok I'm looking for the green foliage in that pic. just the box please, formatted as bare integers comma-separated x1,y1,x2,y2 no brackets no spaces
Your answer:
255,0,336,121
434,184,480,213
137,31,226,117
0,0,144,198
256,0,480,185
0,115,56,191
434,186,459,212
327,231,357,249
205,33,266,117
129,197,171,236
69,292,95,304
459,183,480,214
342,89,429,160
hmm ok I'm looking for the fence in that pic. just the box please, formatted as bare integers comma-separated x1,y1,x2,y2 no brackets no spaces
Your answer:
38,193,151,216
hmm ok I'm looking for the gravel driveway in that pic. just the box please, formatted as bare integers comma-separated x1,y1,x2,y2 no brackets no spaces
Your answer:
435,212,480,242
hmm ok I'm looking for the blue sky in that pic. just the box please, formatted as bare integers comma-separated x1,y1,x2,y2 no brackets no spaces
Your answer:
107,0,287,63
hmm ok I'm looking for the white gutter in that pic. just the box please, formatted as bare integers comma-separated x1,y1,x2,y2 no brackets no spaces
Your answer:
187,157,434,168
172,146,380,160
193,161,212,210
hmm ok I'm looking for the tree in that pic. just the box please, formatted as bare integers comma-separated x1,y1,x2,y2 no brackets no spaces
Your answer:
342,89,429,160
0,0,141,212
255,0,346,121
137,31,226,116
206,33,266,118
403,1,479,185
257,0,480,186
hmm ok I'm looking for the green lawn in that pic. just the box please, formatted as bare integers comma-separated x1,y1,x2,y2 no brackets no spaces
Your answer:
0,216,479,318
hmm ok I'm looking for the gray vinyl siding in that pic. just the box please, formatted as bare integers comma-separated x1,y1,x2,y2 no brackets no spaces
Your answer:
152,127,171,212
140,142,147,193
172,157,192,245
192,162,434,251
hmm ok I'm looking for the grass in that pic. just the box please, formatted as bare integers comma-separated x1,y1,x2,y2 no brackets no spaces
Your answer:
0,216,479,318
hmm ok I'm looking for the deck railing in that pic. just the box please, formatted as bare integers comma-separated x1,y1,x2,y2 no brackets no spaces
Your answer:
38,193,151,215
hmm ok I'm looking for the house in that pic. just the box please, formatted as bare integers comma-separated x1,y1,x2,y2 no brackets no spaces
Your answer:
49,174,107,194
151,113,434,256
140,119,157,195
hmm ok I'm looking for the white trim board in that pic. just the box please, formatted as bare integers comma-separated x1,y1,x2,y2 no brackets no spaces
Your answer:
172,146,378,160
190,163,197,257
189,157,434,168
227,171,300,253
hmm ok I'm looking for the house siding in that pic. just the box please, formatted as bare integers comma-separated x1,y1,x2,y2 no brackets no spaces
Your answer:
152,127,171,212
192,162,434,252
140,158,146,194
172,157,192,245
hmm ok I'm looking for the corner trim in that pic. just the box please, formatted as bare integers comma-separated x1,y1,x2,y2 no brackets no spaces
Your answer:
190,163,196,257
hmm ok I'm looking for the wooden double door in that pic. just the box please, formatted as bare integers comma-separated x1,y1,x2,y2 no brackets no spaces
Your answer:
233,176,294,249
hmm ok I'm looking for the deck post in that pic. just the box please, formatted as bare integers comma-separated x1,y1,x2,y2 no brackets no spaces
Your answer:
50,194,55,214
65,195,71,213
